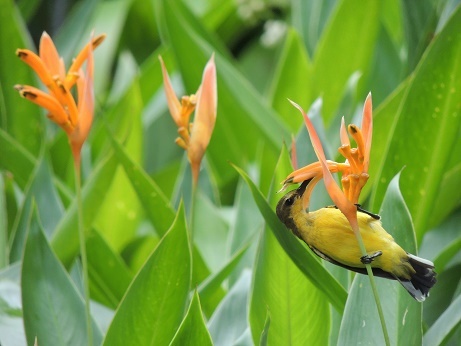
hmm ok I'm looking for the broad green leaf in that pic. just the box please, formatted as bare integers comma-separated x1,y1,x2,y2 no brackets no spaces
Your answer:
0,0,43,156
170,290,213,346
22,207,102,346
267,28,311,132
339,173,421,345
155,0,290,189
198,241,251,316
250,146,329,346
370,5,461,240
107,126,175,235
103,203,191,346
401,0,437,73
94,85,144,251
87,229,133,309
290,0,336,57
311,0,380,123
208,270,251,345
51,151,119,267
233,163,347,312
9,157,64,262
0,128,36,190
423,293,461,346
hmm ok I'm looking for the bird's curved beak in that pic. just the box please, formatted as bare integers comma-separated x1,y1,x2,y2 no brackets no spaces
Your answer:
296,178,312,196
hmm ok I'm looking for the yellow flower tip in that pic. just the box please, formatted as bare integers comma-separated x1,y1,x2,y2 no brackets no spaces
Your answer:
175,137,188,150
16,49,28,58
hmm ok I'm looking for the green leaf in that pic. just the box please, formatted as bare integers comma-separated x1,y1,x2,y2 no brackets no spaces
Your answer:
208,270,251,345
267,28,311,132
198,241,251,316
86,229,133,309
103,203,191,345
370,5,461,240
338,173,421,345
232,163,347,313
0,128,36,189
0,0,44,156
249,146,330,346
51,151,119,267
22,207,102,346
311,0,381,123
170,290,213,346
423,293,461,346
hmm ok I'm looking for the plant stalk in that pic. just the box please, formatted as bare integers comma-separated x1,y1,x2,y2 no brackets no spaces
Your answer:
75,165,93,346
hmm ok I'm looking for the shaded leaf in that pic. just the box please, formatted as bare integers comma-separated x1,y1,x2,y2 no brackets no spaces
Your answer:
170,290,213,346
22,207,102,345
103,203,191,345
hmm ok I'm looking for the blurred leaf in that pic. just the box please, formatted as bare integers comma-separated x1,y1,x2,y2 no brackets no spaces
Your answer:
170,290,213,346
22,207,102,346
370,5,461,240
51,152,119,267
87,229,133,309
208,270,251,345
423,293,461,346
9,157,65,262
0,124,36,190
401,0,437,73
94,84,144,251
290,0,336,57
233,162,347,312
198,241,251,316
267,28,311,132
107,126,175,235
103,203,191,345
0,0,43,156
155,0,290,191
311,0,380,123
338,173,421,345
249,146,330,346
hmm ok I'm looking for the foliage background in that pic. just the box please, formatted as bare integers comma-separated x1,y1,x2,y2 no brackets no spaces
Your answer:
1,0,461,345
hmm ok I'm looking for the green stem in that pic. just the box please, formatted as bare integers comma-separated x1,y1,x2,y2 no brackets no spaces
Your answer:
350,218,390,346
75,166,93,346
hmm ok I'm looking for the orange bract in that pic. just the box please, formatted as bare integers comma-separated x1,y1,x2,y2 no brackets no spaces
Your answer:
160,54,217,185
15,32,105,167
282,93,373,224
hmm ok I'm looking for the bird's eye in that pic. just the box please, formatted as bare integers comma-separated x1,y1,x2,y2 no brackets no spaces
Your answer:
285,196,295,206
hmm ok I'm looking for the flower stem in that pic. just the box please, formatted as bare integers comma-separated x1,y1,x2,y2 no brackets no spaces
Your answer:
75,165,93,346
350,218,390,346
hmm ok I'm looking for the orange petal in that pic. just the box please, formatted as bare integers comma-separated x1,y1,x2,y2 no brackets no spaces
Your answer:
15,85,72,134
361,92,373,172
188,54,217,184
39,32,65,80
71,35,95,167
65,34,106,88
289,99,356,220
159,55,182,127
301,175,322,211
16,49,54,87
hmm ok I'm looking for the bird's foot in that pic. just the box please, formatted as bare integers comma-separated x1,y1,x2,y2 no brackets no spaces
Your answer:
360,251,383,264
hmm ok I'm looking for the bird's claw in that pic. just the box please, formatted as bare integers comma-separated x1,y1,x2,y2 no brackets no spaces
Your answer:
360,251,383,264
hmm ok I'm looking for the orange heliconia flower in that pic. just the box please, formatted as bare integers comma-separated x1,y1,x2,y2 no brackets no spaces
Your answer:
15,32,106,168
281,93,373,228
159,54,217,185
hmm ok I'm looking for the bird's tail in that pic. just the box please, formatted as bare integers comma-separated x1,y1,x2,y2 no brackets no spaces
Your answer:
397,254,437,302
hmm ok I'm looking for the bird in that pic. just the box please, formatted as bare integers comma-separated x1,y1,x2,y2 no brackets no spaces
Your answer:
276,179,437,302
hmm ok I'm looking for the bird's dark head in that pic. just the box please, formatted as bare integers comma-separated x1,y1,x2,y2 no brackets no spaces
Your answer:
276,179,310,232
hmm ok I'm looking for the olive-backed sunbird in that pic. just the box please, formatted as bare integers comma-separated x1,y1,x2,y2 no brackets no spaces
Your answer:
276,180,437,302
